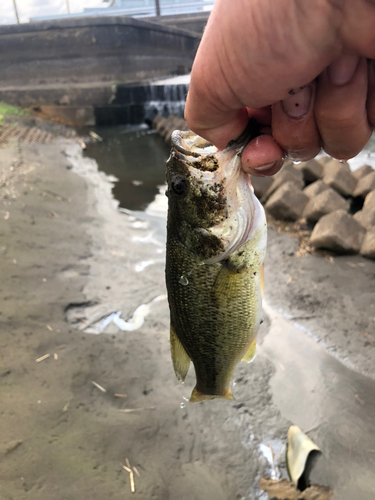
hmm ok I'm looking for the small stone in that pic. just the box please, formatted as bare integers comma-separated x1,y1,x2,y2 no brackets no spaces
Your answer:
353,164,373,180
265,182,308,221
364,190,375,210
303,180,329,199
262,170,304,202
303,188,349,222
309,210,365,254
323,162,357,196
360,230,375,259
353,207,375,230
250,176,274,199
353,171,375,198
297,159,323,182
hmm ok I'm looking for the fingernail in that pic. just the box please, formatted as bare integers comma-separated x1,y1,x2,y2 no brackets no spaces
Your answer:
254,162,276,171
281,86,312,118
327,55,359,85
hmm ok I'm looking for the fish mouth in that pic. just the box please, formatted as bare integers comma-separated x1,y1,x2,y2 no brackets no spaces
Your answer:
172,130,263,264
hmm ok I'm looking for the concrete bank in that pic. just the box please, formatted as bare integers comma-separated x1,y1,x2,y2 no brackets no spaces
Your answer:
0,16,199,125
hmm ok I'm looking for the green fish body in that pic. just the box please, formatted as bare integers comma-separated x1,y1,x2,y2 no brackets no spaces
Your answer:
165,130,267,402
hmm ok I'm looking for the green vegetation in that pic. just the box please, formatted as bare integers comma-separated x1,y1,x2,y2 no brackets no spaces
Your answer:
0,102,28,124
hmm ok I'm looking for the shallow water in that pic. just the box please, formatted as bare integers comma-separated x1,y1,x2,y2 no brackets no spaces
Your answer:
83,126,169,211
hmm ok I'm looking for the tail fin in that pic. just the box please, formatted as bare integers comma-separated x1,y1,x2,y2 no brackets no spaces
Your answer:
190,387,234,403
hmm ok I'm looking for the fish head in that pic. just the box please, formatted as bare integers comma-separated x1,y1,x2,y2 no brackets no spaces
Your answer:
166,129,266,263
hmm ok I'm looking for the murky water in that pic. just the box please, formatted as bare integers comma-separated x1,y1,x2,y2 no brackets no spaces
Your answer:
83,126,169,211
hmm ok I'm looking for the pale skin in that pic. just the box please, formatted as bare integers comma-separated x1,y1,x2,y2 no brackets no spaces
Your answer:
185,0,375,176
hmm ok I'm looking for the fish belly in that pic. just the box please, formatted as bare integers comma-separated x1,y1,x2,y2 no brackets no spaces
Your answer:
166,235,262,402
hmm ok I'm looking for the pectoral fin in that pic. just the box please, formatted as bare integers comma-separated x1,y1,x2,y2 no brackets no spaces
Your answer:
170,324,190,383
242,337,257,363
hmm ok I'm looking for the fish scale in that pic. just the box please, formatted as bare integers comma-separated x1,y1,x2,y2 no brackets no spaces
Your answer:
166,129,267,402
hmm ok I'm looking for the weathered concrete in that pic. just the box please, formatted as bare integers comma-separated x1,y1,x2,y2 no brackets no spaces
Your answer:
303,188,349,222
353,164,373,180
303,180,329,199
0,16,198,124
148,11,210,35
265,182,308,221
310,210,365,253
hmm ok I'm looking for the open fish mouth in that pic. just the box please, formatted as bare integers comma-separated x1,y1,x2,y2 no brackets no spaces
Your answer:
172,130,263,264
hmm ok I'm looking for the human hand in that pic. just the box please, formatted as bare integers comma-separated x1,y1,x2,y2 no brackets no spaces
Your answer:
185,0,375,176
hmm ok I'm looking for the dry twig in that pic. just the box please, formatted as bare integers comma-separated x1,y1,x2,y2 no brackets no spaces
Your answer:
92,381,106,393
36,353,50,363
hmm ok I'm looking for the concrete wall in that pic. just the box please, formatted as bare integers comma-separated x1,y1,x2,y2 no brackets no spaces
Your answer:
150,11,210,35
0,16,199,88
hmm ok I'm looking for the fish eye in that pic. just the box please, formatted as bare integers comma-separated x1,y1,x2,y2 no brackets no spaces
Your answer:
171,176,187,196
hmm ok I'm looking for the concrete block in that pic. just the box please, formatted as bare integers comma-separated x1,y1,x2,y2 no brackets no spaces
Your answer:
360,230,375,259
250,176,274,199
324,158,351,174
265,181,308,221
303,180,329,199
278,163,304,183
353,171,375,198
298,159,323,182
317,155,332,166
353,207,375,230
309,210,365,254
353,164,373,180
262,170,304,202
303,188,349,222
364,190,375,210
323,162,357,196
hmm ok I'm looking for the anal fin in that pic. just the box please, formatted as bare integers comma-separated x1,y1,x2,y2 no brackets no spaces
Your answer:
242,337,257,363
190,387,234,403
170,324,190,383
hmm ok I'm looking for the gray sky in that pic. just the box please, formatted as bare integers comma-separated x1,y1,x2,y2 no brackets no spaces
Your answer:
1,0,106,24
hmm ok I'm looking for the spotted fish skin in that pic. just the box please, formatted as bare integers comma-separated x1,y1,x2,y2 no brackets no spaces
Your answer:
165,129,267,402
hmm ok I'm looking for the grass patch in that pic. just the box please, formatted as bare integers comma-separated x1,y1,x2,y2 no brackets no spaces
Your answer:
0,102,28,124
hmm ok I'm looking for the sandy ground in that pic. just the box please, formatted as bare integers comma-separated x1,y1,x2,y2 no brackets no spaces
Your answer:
1,137,375,500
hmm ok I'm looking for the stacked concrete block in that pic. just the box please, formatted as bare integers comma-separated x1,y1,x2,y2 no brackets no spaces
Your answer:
303,180,329,199
322,161,357,196
309,210,365,254
353,171,375,198
265,182,308,221
303,188,349,222
262,168,304,202
297,158,323,182
353,164,373,180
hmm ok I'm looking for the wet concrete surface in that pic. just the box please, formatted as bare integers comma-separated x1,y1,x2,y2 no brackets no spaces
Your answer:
1,130,375,499
261,305,375,500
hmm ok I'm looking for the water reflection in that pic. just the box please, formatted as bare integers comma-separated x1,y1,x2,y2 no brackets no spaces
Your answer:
83,126,170,211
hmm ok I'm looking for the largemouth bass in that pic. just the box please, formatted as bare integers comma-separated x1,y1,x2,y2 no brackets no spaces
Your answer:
165,124,267,403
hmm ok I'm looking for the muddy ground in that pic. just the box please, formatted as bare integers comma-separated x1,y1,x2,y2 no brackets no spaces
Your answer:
1,136,375,500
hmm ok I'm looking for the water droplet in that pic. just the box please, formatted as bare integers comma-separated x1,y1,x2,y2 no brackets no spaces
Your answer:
292,161,301,165
179,276,189,286
339,159,347,164
180,402,186,409
182,396,189,401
